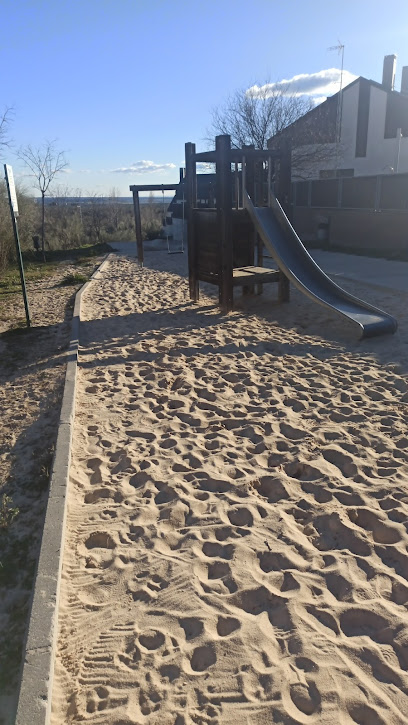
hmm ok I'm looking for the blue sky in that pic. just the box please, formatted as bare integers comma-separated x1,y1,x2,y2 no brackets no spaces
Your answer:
2,0,408,196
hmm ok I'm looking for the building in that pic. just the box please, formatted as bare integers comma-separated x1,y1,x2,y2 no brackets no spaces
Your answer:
268,55,408,180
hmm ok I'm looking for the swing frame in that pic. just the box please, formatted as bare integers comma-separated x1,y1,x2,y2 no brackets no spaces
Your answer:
163,188,185,256
129,182,179,266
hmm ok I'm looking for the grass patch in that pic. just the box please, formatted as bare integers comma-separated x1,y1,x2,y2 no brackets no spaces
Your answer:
22,241,109,265
0,242,108,296
0,263,57,296
0,495,19,530
59,272,89,286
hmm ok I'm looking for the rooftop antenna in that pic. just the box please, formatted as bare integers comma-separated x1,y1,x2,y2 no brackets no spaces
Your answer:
328,41,345,175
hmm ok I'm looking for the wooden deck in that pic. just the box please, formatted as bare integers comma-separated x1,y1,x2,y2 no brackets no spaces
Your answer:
232,266,279,287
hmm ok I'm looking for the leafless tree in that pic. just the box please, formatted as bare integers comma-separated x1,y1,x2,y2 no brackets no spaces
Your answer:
207,83,313,150
207,82,339,180
18,140,68,260
0,106,14,159
86,192,106,242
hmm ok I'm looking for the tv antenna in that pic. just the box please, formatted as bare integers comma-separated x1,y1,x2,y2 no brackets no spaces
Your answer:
328,41,345,174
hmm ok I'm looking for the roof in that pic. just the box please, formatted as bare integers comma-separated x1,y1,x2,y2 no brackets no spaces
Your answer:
267,74,408,147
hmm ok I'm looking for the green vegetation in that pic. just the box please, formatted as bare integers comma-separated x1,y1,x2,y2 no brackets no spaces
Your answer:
0,181,164,276
0,495,19,530
59,272,89,286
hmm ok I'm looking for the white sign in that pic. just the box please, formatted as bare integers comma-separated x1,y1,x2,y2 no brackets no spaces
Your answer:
4,164,19,217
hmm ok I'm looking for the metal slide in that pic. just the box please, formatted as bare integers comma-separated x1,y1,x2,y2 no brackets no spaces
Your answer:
244,192,398,339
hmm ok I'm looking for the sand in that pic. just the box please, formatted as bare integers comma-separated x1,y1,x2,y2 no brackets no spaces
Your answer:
0,257,104,723
52,251,408,725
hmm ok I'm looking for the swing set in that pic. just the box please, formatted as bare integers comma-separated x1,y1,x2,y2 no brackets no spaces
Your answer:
130,172,185,266
161,187,185,256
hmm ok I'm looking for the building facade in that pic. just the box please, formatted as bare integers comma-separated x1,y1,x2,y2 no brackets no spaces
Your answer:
268,55,408,180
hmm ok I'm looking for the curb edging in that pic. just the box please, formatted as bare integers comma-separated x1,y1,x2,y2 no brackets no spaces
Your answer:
15,254,113,725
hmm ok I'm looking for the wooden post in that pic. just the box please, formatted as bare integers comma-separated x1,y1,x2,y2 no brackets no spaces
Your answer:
185,142,199,301
132,190,144,266
242,145,256,296
216,135,233,312
277,141,291,303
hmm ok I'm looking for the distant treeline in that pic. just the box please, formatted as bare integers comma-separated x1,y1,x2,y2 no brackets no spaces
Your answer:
39,196,174,206
0,186,166,272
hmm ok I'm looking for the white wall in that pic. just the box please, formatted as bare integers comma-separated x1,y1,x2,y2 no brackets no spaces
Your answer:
340,82,408,176
293,80,408,179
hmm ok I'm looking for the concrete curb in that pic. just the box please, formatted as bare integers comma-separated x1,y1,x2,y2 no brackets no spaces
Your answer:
15,254,114,725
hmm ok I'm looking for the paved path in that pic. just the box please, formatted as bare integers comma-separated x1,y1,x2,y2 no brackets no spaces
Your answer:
108,242,408,293
312,250,408,293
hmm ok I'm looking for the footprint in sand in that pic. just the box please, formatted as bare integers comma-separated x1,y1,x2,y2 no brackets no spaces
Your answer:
179,617,204,640
117,635,141,670
280,422,308,440
285,461,322,481
322,447,358,477
195,559,237,595
128,573,169,603
347,702,387,725
216,616,240,637
202,541,235,560
138,629,165,651
84,531,116,550
190,644,217,672
251,476,290,503
289,681,321,716
159,664,180,682
84,686,128,715
348,508,402,544
84,487,121,504
86,457,103,484
227,507,254,527
312,512,371,557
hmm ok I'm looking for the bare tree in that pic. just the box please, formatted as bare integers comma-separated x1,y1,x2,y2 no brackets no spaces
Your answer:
0,106,14,159
207,82,339,179
18,140,68,260
207,83,313,150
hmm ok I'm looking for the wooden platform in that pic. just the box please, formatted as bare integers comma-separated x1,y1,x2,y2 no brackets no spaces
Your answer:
232,266,279,287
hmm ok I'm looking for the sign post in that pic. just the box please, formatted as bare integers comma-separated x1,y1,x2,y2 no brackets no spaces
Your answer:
4,164,31,327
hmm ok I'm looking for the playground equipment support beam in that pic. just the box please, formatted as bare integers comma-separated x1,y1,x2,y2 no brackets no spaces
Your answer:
216,135,233,312
131,190,144,266
129,184,179,192
277,140,292,303
194,149,281,163
185,142,199,302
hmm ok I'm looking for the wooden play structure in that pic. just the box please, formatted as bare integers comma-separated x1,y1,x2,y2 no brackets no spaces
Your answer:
130,134,397,337
184,134,292,311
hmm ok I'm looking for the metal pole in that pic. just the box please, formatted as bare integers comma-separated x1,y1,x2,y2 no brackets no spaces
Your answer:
4,165,31,327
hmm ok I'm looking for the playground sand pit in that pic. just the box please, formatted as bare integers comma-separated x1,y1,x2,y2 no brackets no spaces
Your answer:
52,252,408,724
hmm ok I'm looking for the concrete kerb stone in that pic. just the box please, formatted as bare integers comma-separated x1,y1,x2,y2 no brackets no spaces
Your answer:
15,254,114,725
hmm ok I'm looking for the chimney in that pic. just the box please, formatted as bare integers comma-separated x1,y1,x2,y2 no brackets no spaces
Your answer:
382,54,397,91
401,66,408,95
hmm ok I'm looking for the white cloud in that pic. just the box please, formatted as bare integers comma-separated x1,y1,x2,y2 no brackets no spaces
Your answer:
196,162,214,173
247,68,357,100
113,160,176,174
311,96,328,106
